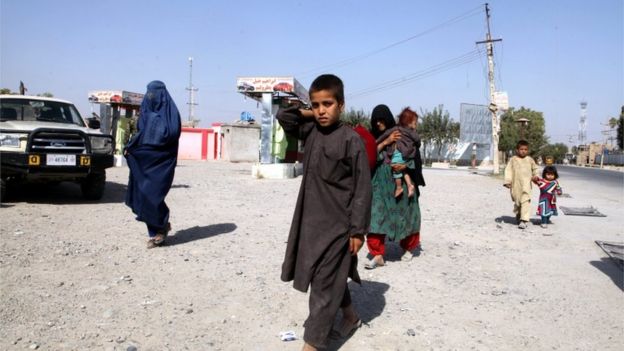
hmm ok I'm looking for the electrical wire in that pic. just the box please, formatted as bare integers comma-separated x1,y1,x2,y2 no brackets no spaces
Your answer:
347,50,482,99
297,5,484,78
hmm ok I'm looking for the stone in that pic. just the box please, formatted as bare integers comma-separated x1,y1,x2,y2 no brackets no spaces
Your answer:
407,329,416,336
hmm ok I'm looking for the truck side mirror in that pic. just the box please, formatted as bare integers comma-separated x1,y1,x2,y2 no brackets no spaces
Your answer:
87,118,101,130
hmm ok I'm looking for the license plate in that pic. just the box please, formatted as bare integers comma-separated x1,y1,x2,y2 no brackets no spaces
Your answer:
46,154,76,166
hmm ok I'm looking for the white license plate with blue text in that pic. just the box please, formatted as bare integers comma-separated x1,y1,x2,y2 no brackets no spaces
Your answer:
46,154,76,166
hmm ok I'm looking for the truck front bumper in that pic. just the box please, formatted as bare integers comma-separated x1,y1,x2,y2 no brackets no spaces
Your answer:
1,152,114,179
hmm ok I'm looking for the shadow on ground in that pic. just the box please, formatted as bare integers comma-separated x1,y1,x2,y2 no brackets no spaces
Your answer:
171,184,191,189
3,181,127,205
589,258,624,292
495,215,518,225
371,240,422,263
166,223,237,246
326,280,389,350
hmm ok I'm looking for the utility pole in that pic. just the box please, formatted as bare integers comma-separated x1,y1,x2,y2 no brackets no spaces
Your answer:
476,3,502,174
186,57,198,127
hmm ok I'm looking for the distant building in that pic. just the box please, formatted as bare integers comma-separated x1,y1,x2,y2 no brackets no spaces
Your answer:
576,143,615,166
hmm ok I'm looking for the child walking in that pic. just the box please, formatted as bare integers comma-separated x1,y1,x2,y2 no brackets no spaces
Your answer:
534,165,562,228
276,74,372,351
375,108,421,198
504,140,539,229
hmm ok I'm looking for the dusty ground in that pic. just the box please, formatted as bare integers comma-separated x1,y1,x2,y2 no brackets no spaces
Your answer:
1,161,622,351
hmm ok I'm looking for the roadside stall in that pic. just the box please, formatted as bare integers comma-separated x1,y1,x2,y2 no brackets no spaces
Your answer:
88,90,143,166
236,76,309,178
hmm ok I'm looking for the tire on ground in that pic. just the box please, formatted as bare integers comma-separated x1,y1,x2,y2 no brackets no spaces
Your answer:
0,178,6,203
81,172,106,200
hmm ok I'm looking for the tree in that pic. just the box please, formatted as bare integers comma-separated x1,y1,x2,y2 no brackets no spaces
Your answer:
608,117,618,129
540,143,568,163
499,107,548,159
37,92,54,97
419,105,458,162
0,88,13,94
340,107,370,129
618,106,624,150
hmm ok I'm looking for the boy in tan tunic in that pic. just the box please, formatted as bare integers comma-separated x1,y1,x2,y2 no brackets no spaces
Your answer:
277,74,371,350
504,140,539,229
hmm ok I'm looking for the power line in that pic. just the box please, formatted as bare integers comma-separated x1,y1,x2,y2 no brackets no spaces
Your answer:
347,50,481,99
297,5,484,78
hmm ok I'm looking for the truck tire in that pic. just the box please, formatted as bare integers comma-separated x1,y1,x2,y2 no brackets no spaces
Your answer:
0,178,6,203
81,172,106,200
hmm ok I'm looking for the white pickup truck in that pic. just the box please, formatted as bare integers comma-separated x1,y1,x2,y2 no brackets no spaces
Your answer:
0,95,114,201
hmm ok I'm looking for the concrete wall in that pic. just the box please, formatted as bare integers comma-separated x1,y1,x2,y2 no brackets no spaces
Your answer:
221,124,260,162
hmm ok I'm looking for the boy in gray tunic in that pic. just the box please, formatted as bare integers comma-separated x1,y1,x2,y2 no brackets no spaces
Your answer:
277,74,372,350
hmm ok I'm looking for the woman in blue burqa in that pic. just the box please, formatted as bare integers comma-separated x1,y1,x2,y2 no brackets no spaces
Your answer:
125,81,181,248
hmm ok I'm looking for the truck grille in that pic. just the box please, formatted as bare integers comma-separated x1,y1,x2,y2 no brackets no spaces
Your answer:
30,131,86,154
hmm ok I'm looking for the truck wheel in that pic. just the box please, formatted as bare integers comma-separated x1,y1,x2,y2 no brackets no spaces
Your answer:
81,172,106,200
0,178,6,203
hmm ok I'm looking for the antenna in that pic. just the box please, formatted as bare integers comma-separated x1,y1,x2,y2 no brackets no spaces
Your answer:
578,101,587,146
186,57,199,126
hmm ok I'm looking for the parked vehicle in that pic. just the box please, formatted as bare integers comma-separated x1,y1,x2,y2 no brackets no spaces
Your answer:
237,82,255,92
0,95,114,201
273,82,293,92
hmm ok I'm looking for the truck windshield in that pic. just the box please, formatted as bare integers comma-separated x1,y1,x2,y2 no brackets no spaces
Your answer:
0,98,86,127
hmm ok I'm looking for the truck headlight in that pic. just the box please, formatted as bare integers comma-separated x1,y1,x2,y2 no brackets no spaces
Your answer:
89,136,113,154
0,133,27,149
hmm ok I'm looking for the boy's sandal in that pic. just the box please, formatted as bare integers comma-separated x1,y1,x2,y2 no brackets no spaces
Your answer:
329,319,362,339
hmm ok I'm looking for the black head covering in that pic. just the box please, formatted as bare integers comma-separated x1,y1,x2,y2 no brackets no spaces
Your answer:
370,104,396,138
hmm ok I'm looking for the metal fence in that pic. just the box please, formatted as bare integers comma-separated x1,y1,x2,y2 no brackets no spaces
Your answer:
595,153,624,166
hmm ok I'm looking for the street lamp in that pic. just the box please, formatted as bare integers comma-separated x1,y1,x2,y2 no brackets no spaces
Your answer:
515,118,530,140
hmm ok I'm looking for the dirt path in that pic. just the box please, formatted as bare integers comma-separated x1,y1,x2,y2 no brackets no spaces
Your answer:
1,161,622,350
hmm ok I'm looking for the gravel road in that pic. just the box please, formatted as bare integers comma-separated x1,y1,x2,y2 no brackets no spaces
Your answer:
1,161,622,350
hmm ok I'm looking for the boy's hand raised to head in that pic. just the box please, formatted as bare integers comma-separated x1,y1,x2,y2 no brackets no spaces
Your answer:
349,234,365,256
299,108,314,118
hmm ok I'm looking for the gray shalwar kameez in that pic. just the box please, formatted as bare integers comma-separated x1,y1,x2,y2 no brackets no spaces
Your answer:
277,107,372,348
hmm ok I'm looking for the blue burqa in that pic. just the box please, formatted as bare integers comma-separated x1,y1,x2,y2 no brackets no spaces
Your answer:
125,81,181,235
